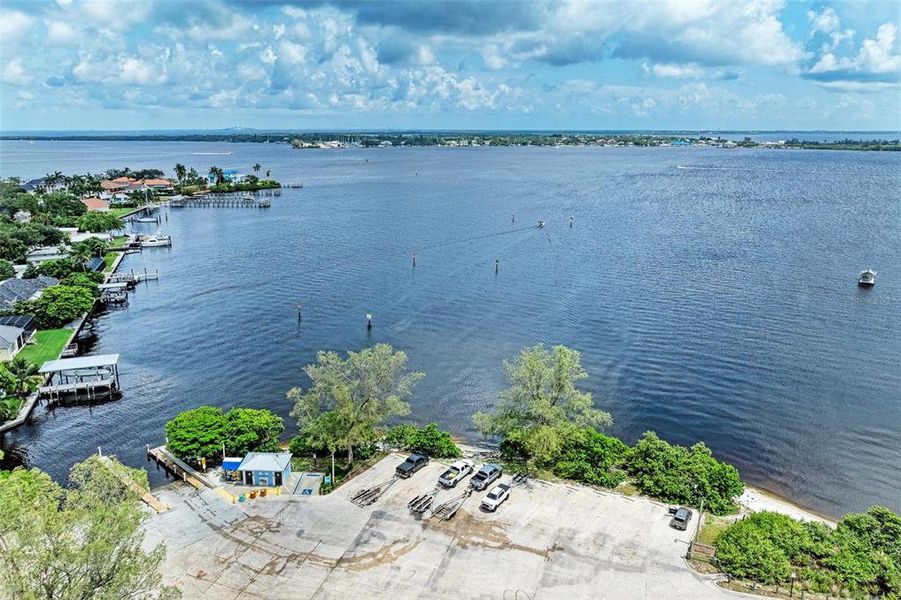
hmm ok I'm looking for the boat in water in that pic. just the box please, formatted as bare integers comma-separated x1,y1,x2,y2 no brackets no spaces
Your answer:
140,233,172,248
858,269,876,287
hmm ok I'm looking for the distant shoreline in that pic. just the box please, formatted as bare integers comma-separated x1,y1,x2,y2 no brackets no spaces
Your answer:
2,132,899,151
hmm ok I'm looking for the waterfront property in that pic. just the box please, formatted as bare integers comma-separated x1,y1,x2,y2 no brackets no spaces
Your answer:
15,327,73,366
236,451,292,487
0,324,28,361
0,276,59,310
38,354,120,400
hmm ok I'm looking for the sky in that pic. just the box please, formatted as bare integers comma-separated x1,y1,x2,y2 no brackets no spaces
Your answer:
0,0,900,132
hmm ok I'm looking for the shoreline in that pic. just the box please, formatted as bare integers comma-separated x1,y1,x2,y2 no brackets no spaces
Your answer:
740,484,837,525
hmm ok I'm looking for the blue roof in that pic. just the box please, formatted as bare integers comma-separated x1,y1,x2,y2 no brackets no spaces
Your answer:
223,169,240,174
222,458,243,471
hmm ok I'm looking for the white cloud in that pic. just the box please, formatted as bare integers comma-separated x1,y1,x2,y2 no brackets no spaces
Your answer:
1,59,32,85
814,80,900,92
808,8,840,34
81,0,150,26
120,56,162,85
808,22,901,78
644,62,704,79
47,21,79,45
0,11,35,46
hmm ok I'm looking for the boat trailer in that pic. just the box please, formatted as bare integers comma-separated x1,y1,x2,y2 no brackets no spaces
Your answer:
430,488,473,521
407,485,441,515
350,477,398,507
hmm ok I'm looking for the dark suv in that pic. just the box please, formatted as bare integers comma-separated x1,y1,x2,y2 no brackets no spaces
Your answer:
669,507,693,530
395,454,429,478
470,464,502,491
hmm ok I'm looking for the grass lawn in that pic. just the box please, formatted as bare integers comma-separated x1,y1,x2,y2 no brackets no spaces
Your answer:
17,328,74,367
103,252,118,272
112,235,128,245
110,207,136,218
696,514,732,546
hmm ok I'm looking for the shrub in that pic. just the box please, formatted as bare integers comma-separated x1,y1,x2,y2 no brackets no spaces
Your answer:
60,273,100,296
545,427,628,487
34,258,83,280
385,423,461,458
624,431,743,515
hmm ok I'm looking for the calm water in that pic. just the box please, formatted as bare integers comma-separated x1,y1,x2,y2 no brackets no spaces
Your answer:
1,141,899,518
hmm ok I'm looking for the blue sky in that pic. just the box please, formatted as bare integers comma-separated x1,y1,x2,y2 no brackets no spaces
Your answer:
1,0,899,131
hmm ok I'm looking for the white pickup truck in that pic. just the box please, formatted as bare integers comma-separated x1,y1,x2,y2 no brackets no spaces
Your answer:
438,459,475,488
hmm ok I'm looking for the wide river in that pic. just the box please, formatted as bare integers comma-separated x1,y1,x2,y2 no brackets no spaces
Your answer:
1,140,899,518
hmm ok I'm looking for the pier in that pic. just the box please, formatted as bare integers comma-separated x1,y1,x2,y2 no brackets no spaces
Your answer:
169,195,271,208
146,445,208,490
98,455,168,512
38,354,121,401
107,268,160,287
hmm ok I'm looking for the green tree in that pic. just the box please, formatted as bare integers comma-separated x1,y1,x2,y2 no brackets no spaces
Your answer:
60,272,101,296
224,407,285,455
76,212,123,233
20,284,95,328
252,163,261,173
173,163,186,184
0,232,27,262
474,344,612,465
289,344,423,466
385,423,461,458
208,166,224,186
0,259,14,280
34,257,83,279
0,459,179,600
624,431,744,514
548,427,627,487
164,406,227,462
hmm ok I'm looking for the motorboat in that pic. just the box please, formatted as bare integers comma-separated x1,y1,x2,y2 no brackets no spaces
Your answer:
537,220,546,229
858,269,876,287
133,216,159,223
140,233,172,248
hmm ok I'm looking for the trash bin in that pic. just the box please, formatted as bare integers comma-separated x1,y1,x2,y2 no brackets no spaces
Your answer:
260,488,267,497
238,494,245,503
249,490,257,499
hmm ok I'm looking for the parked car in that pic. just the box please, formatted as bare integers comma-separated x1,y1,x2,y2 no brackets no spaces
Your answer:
438,459,475,488
395,454,429,478
480,483,511,512
669,507,693,530
470,464,502,491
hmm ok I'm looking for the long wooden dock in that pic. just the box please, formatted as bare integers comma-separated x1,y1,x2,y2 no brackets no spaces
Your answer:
170,197,271,208
146,446,207,490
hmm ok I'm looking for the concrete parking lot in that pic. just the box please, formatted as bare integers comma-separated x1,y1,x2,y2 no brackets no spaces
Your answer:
144,454,745,599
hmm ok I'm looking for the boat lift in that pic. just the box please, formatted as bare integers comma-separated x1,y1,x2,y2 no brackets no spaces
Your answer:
350,477,398,507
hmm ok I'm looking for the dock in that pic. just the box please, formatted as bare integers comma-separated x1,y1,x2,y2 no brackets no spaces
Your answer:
38,354,121,401
146,445,208,490
169,196,271,208
107,269,160,287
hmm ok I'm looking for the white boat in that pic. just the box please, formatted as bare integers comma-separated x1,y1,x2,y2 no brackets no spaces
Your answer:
140,234,172,248
858,269,876,287
133,216,159,223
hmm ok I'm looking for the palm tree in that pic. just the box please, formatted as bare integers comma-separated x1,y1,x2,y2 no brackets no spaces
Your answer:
253,163,262,174
265,169,271,178
208,166,224,186
7,357,39,397
174,163,187,184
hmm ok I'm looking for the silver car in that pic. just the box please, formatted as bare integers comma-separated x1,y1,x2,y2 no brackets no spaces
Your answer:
470,464,502,491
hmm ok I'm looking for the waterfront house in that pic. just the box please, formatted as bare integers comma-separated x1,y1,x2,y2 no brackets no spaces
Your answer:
23,177,69,195
0,276,59,310
141,178,174,191
0,315,37,338
81,197,110,212
236,451,292,487
0,325,27,361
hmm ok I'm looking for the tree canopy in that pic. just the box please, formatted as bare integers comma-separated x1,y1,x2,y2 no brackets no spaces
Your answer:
623,431,744,515
474,344,612,465
76,212,123,233
16,284,95,328
0,457,179,600
164,406,285,462
0,259,13,280
289,344,423,465
384,423,461,458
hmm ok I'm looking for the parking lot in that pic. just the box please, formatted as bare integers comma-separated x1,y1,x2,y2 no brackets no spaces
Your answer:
145,454,745,599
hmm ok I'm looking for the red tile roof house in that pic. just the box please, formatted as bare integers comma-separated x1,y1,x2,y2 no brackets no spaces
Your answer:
140,178,175,191
81,197,110,212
